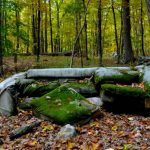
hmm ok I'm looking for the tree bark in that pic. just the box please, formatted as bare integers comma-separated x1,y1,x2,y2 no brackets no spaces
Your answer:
111,0,120,63
49,0,53,53
14,5,20,64
0,0,3,75
55,1,61,52
37,0,41,62
82,0,88,60
122,0,134,63
70,0,91,68
140,0,145,56
40,13,44,54
44,0,48,53
32,3,37,55
97,0,103,66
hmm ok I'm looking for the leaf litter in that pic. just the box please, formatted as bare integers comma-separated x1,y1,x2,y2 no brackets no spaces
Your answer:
0,109,149,150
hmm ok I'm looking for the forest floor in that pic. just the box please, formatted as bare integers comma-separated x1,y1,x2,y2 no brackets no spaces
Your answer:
0,56,149,150
0,109,150,150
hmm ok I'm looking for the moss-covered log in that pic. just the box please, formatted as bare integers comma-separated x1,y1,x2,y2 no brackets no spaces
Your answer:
95,67,140,85
101,84,150,113
0,72,26,94
10,121,41,140
29,86,98,124
101,84,148,98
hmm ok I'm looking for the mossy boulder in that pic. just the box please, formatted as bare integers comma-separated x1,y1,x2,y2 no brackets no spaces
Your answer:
62,81,98,97
100,84,150,113
29,86,98,124
23,81,60,97
94,68,140,91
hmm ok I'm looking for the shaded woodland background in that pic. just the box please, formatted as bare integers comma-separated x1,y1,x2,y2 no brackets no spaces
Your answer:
1,0,150,74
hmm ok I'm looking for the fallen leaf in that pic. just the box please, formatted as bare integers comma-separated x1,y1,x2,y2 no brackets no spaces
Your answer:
91,142,99,150
42,124,54,132
67,141,76,149
112,125,118,131
25,140,37,147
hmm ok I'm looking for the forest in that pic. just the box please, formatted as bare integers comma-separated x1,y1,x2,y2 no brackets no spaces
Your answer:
1,0,150,149
0,0,150,72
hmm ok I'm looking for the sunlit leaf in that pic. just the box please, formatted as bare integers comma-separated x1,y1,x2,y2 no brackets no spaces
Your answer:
67,141,76,149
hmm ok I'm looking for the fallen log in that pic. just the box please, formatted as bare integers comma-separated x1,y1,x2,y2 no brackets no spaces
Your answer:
27,68,98,78
0,72,26,94
100,84,149,113
10,121,41,140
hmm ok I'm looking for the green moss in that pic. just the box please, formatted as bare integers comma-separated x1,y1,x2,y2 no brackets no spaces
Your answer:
62,81,98,97
29,86,92,124
101,84,149,99
144,82,150,95
23,81,60,97
95,71,140,85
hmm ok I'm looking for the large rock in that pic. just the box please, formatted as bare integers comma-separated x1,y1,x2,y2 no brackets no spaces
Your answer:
0,90,16,116
23,81,60,97
62,81,98,97
29,86,99,124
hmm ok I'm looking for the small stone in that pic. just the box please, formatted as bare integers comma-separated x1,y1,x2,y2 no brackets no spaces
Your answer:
0,138,3,145
87,97,103,107
105,148,114,150
128,117,134,121
57,124,76,139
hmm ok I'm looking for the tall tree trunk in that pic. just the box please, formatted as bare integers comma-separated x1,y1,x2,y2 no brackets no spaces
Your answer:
49,0,53,53
32,3,37,55
3,0,6,55
97,0,103,66
40,13,44,54
0,0,3,75
122,0,134,63
111,0,120,63
75,12,81,53
14,6,20,64
44,0,48,53
26,18,30,54
56,1,60,52
140,0,145,56
37,0,41,62
82,0,88,60
119,7,124,57
70,0,91,68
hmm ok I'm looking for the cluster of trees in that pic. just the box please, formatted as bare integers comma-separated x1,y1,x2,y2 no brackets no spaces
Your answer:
0,0,150,71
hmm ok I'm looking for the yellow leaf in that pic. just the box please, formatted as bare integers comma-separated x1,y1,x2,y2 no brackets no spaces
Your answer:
67,142,75,149
111,125,118,131
42,125,54,132
92,142,99,150
26,140,37,146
